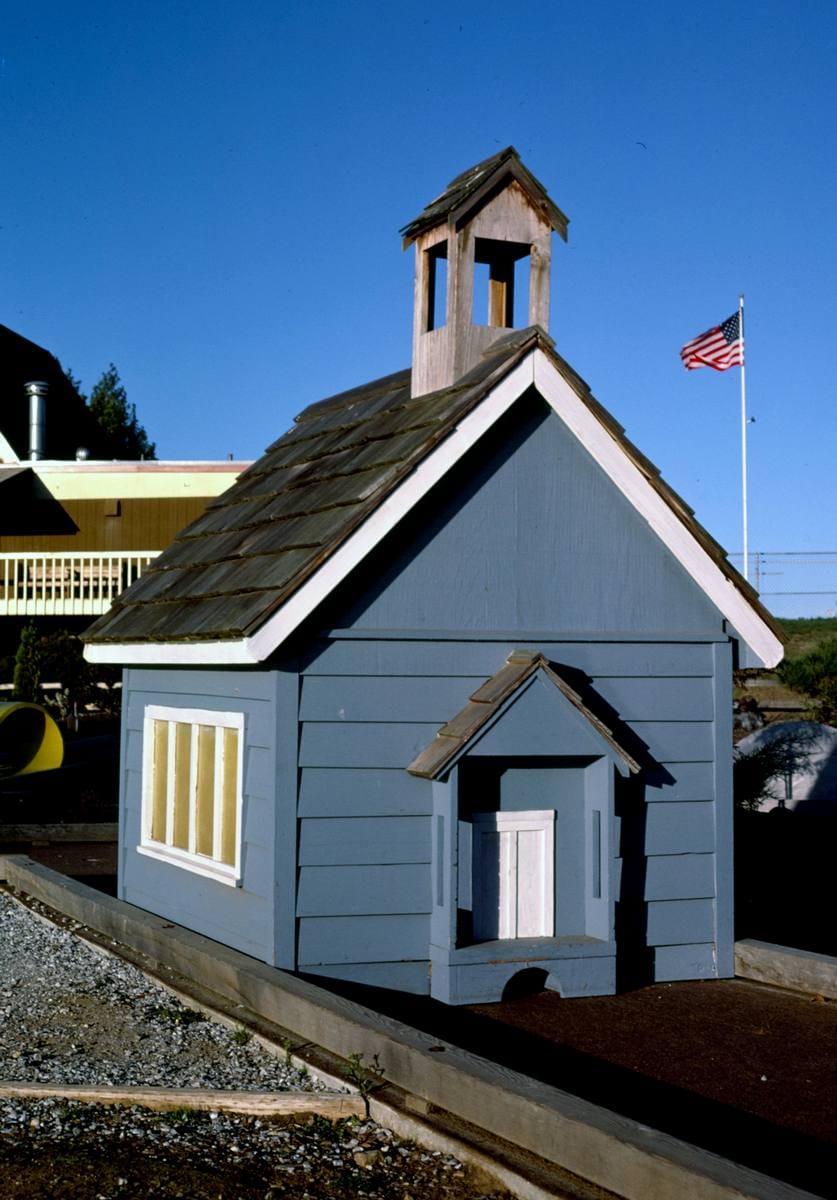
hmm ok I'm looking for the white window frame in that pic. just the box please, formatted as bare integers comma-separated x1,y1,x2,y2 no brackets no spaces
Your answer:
139,704,244,887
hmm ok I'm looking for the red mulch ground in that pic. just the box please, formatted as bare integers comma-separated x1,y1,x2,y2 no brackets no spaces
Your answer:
471,980,836,1192
314,974,836,1197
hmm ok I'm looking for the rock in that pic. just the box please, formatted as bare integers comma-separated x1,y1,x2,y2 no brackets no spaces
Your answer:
353,1148,380,1167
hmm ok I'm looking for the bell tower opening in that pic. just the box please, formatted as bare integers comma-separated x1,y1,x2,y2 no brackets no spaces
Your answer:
472,238,531,329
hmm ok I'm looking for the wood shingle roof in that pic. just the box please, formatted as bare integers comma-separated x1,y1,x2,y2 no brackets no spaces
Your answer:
84,325,783,657
84,328,541,646
399,146,569,248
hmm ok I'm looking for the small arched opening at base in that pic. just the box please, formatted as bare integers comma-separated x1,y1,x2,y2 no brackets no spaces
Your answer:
501,967,550,1002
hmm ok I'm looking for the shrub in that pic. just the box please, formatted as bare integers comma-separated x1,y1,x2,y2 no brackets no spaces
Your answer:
777,638,837,725
12,622,42,702
733,725,818,812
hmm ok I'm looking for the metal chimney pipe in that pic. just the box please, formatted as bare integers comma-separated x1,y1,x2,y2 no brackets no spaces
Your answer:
24,381,49,460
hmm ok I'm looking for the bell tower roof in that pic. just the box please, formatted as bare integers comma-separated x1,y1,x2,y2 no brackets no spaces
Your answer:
400,146,569,249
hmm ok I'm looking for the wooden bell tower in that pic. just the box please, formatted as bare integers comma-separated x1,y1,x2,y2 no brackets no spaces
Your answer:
401,148,569,398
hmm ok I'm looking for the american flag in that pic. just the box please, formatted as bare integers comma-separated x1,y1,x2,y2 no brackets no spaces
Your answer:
679,311,744,371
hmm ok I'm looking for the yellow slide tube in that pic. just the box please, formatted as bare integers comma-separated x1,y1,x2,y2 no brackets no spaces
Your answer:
0,702,64,777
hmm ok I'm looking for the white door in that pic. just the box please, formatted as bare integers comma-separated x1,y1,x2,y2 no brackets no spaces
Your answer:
472,810,555,941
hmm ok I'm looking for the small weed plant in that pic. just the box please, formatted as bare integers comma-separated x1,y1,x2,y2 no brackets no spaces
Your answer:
345,1052,385,1116
148,1004,205,1027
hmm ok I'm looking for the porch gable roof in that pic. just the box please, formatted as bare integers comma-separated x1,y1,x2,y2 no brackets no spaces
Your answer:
406,650,641,780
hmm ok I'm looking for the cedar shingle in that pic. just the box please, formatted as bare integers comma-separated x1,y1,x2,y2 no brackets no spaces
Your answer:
84,324,781,649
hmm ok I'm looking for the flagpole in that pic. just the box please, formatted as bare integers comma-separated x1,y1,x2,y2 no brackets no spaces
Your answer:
739,293,749,581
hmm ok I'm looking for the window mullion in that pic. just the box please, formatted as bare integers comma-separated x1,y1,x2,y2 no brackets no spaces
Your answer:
212,728,224,860
188,724,198,854
165,722,176,845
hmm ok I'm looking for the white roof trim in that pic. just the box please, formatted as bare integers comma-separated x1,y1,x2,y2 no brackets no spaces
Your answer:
532,350,782,668
85,347,781,669
85,638,259,665
85,356,536,667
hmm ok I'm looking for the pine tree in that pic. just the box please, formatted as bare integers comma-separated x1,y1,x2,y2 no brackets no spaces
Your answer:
88,364,156,460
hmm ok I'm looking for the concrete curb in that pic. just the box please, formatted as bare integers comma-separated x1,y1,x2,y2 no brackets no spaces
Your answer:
735,938,837,1000
0,1082,363,1120
0,856,821,1200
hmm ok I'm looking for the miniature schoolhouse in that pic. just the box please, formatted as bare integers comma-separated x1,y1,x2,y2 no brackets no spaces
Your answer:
84,149,783,1004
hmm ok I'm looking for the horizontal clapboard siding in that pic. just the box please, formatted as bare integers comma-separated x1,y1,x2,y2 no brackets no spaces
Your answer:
302,961,430,992
628,722,713,763
300,673,714,725
644,802,715,855
651,761,714,802
303,638,716,679
299,722,439,769
298,768,432,817
297,865,431,916
646,898,715,946
127,877,272,958
296,629,725,989
300,675,476,724
128,666,277,701
644,853,715,901
298,817,430,866
298,915,429,965
654,943,717,980
120,666,282,963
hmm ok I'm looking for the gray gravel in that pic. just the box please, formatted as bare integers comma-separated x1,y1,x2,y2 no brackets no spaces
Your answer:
0,890,510,1198
0,890,321,1091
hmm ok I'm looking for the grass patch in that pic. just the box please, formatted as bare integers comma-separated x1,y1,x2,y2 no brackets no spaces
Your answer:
777,616,837,659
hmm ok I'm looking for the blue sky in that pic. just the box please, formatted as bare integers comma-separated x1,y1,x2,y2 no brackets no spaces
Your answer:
2,2,836,616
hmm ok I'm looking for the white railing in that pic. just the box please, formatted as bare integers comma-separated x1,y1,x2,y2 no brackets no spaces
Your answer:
0,551,160,616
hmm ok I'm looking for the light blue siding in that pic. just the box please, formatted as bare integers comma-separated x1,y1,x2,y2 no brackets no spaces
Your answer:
298,768,432,817
651,761,715,802
591,676,714,722
645,802,715,855
116,392,742,999
646,898,716,946
299,722,439,769
644,854,715,900
629,722,714,763
302,962,430,991
297,865,431,916
119,666,287,965
298,914,429,965
329,399,723,636
298,817,431,866
654,943,717,981
305,637,717,678
299,675,476,724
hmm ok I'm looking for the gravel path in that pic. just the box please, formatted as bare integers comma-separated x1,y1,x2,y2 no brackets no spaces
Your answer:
0,891,316,1091
0,891,510,1198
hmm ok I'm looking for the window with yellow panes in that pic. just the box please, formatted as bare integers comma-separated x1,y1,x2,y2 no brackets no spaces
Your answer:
140,706,244,885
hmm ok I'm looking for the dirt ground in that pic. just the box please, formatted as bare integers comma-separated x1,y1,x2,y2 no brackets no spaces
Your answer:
0,842,117,893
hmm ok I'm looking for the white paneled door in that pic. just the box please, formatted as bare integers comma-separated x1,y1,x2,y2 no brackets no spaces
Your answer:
472,810,555,940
